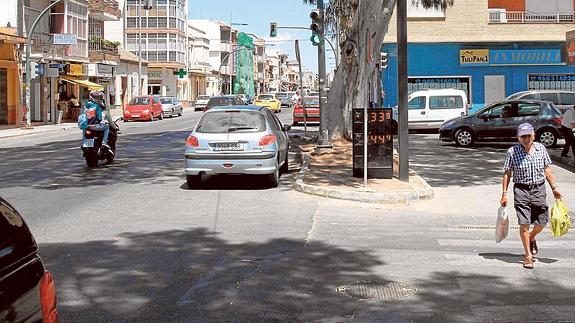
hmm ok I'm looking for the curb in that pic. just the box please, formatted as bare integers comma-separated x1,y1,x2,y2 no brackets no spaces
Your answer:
293,155,434,204
0,124,78,140
551,155,575,173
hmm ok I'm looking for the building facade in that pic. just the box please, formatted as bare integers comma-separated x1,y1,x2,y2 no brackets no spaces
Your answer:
187,23,209,101
382,0,575,113
0,29,26,128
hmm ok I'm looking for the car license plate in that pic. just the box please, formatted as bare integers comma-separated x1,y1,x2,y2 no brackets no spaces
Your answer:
83,139,94,148
214,143,243,151
132,114,140,118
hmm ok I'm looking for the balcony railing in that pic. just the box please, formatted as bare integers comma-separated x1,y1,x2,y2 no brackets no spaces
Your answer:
489,10,575,23
88,38,119,62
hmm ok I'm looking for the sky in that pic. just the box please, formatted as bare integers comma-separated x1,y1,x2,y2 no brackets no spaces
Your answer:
188,0,337,73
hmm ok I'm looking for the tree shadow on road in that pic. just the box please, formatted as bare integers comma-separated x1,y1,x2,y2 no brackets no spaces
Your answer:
40,228,575,322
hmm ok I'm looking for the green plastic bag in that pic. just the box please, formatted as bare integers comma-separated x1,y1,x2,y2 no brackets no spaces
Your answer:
550,199,571,237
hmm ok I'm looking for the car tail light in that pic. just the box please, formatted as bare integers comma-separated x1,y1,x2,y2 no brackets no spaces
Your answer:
553,116,563,125
39,271,59,323
186,135,199,147
259,134,276,146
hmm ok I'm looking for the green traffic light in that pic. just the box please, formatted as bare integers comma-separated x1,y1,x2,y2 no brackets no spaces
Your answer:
310,32,322,46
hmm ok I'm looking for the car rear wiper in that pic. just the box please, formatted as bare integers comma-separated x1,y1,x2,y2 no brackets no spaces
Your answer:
228,126,257,132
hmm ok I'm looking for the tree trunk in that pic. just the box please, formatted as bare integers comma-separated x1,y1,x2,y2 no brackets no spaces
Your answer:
327,0,397,140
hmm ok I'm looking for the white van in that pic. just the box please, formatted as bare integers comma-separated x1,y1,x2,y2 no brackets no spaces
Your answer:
394,89,468,129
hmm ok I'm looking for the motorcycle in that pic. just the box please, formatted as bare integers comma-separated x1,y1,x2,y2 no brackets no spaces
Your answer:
81,121,119,167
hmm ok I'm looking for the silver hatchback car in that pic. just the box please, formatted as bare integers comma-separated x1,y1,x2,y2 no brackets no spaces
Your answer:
185,105,291,188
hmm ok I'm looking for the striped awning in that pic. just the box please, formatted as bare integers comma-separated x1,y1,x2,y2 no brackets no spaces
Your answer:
60,76,104,91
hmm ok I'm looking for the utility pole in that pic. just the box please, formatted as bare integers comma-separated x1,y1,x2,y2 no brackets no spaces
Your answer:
137,0,142,96
315,0,331,150
397,0,409,181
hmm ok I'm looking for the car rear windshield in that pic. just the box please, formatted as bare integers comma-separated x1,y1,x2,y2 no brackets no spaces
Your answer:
207,97,237,107
160,98,172,104
304,98,320,105
129,97,151,105
197,95,210,100
258,95,274,100
276,93,288,98
195,111,266,133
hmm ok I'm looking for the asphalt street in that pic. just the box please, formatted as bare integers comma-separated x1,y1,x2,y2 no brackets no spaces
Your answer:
1,107,574,322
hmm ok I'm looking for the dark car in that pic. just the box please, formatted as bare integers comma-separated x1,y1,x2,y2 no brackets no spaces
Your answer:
439,99,563,147
204,95,245,111
0,196,59,322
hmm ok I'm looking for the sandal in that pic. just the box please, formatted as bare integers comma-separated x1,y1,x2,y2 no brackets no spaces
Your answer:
523,256,534,269
530,240,538,255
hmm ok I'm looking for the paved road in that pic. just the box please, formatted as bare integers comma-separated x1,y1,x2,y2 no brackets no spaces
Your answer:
1,110,574,322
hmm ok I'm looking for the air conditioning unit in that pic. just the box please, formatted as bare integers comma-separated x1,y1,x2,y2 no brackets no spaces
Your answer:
488,8,507,23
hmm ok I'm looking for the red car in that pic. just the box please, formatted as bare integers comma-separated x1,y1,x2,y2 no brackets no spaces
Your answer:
292,96,320,126
123,95,164,122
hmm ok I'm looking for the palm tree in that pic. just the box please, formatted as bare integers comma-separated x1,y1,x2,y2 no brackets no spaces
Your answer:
303,0,454,139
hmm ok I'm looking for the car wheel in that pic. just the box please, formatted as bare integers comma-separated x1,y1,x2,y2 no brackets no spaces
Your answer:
280,154,289,174
455,128,474,147
537,129,557,148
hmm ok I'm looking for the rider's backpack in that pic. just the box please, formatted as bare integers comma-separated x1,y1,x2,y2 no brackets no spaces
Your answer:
77,102,100,130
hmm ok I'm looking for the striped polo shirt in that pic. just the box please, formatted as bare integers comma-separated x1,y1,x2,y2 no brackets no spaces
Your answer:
503,142,551,185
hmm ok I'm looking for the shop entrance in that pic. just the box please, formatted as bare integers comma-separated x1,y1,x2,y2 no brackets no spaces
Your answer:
148,84,161,95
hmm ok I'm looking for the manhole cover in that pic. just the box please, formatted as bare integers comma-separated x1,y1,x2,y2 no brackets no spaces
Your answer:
338,280,417,300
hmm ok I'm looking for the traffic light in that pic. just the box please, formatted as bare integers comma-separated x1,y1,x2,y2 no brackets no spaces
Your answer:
310,9,323,46
380,52,388,70
270,22,277,37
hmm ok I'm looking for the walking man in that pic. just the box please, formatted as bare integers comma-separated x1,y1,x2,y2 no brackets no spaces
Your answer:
560,105,575,158
500,123,562,269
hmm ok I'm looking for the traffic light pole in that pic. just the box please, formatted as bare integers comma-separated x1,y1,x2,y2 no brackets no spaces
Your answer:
315,0,331,150
24,0,63,129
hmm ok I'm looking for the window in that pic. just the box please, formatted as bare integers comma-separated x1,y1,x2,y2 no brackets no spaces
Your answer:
540,92,559,104
158,17,167,28
265,110,281,130
560,93,575,105
195,111,266,133
129,97,150,105
147,17,157,28
481,104,505,118
169,52,176,61
520,94,537,100
408,96,425,110
169,17,176,28
517,103,541,116
429,96,464,109
153,97,160,104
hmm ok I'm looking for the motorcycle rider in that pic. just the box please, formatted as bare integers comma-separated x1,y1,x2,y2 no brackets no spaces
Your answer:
84,90,116,154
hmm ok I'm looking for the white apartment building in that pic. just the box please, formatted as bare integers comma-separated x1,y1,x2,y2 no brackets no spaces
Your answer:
187,22,210,99
107,0,188,103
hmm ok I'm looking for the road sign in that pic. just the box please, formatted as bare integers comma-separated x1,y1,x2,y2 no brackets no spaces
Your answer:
53,34,77,45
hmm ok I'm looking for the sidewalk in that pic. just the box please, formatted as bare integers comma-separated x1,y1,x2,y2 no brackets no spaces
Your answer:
291,137,434,204
0,123,78,140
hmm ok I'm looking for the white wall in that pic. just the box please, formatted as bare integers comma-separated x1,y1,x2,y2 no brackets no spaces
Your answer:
105,0,125,46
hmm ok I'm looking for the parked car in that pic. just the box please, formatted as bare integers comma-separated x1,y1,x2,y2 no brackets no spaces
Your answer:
236,94,251,104
0,196,59,322
275,92,295,108
393,88,468,129
505,90,575,113
184,105,290,188
193,95,211,111
254,93,281,113
124,95,164,122
439,99,563,147
292,96,320,126
159,96,183,118
204,95,245,111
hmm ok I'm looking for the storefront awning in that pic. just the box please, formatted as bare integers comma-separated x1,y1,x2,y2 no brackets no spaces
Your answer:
60,76,104,91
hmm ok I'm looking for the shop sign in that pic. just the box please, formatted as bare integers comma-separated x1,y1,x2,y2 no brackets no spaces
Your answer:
490,49,562,65
97,64,114,78
97,79,112,85
68,63,84,76
86,64,97,76
53,34,77,45
459,49,489,66
148,69,162,79
566,30,575,66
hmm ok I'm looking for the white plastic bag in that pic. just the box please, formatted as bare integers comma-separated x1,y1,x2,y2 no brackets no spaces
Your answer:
495,207,509,243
